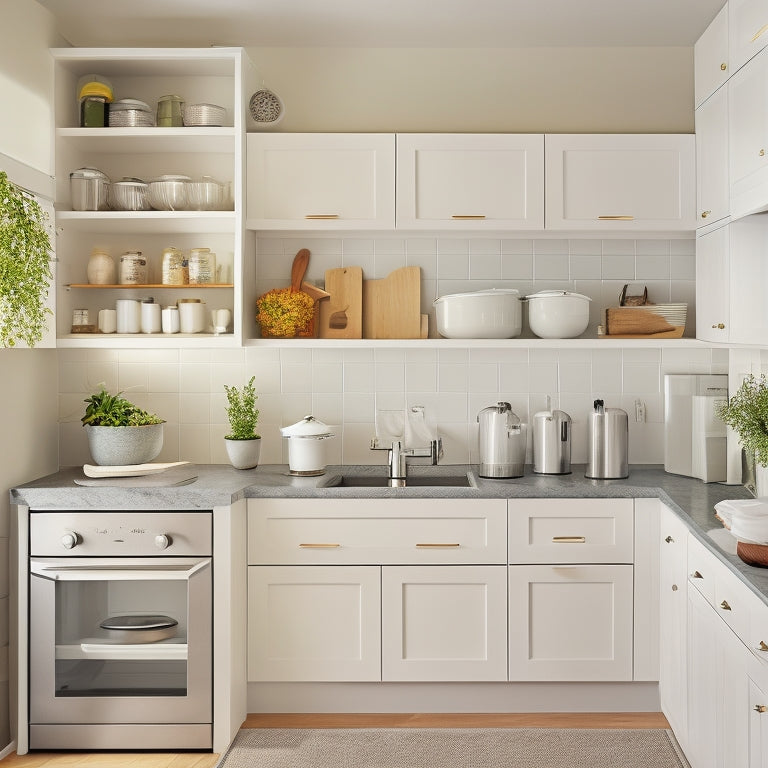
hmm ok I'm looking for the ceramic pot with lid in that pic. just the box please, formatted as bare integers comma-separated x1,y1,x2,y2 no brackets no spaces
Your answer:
524,290,592,339
280,415,335,476
434,288,522,339
70,167,110,211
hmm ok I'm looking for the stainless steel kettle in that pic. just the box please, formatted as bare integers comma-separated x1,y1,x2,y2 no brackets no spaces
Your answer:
532,399,572,475
477,401,527,479
585,399,629,479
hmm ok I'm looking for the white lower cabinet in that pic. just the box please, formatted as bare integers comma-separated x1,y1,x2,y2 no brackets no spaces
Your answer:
381,565,508,682
508,564,634,681
247,565,381,682
749,657,768,768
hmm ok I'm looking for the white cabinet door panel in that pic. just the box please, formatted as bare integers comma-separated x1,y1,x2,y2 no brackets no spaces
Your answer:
247,565,381,681
396,134,544,229
508,564,634,681
508,498,634,564
381,565,507,681
695,5,729,108
246,133,395,229
695,223,730,343
728,214,768,344
545,134,696,231
696,85,730,227
730,0,768,75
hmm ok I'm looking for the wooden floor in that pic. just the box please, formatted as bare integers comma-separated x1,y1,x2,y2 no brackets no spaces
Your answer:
0,712,670,767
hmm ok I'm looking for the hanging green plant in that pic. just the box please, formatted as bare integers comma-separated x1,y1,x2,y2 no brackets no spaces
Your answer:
0,170,53,347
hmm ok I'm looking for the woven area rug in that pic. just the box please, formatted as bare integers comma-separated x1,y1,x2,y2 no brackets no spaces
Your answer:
217,727,691,768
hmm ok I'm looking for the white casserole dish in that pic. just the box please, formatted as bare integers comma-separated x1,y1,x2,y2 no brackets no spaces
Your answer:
434,288,522,339
280,415,335,476
525,290,591,339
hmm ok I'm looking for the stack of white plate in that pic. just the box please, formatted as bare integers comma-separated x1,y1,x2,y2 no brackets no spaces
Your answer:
183,103,227,126
632,303,687,327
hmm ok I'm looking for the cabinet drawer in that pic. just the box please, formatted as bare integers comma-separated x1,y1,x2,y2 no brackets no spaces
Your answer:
507,499,633,564
248,498,507,565
687,533,718,605
715,560,751,640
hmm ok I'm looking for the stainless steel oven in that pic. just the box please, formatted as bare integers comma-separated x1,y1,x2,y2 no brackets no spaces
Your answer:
28,511,213,751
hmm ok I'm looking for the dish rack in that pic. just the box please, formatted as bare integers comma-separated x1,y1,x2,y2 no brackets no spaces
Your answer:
602,303,688,338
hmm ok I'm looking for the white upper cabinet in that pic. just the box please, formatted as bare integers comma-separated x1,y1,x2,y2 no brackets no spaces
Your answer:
395,134,544,230
730,0,768,76
695,4,730,108
544,134,696,231
695,222,730,343
696,85,730,227
729,45,768,218
246,133,395,229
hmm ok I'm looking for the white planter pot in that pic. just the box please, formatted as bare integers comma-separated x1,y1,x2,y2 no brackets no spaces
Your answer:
225,437,261,470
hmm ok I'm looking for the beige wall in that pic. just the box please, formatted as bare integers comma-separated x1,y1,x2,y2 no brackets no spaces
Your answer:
246,46,694,133
0,0,63,752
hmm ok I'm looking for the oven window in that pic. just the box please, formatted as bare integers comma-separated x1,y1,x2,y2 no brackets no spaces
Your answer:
54,577,189,698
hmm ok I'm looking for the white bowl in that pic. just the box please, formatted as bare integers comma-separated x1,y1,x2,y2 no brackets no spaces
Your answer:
525,290,591,339
148,176,190,211
434,289,522,339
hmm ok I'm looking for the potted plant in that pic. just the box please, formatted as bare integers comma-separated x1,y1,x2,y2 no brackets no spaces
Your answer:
0,171,54,348
82,386,164,466
716,373,768,494
224,375,261,469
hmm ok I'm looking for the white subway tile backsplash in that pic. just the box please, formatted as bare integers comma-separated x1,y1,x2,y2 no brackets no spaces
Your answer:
469,252,502,280
529,363,559,393
559,362,592,393
438,363,469,392
570,254,602,279
601,253,635,280
534,253,570,280
622,362,661,393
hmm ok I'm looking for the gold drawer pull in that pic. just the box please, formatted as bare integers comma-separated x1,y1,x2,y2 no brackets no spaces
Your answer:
416,543,461,548
691,570,703,579
552,536,586,543
598,215,634,220
711,323,726,329
761,149,766,157
720,600,732,611
305,214,340,219
665,535,674,544
299,543,341,548
758,641,768,652
755,705,768,714
751,23,768,42
451,215,486,219
720,62,728,71
701,210,711,218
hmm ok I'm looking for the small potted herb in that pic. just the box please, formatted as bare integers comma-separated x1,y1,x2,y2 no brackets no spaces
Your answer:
0,170,54,347
224,376,261,469
82,386,164,466
716,373,768,493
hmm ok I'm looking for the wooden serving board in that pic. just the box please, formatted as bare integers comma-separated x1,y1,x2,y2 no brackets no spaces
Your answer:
362,266,422,339
318,266,363,338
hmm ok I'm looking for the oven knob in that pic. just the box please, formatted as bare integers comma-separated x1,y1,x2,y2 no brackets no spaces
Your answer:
61,531,79,549
155,534,172,550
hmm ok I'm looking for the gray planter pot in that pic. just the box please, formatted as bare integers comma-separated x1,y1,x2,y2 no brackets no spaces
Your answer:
85,423,164,466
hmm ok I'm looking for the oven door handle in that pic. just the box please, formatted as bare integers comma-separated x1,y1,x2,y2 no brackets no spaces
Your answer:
30,558,210,581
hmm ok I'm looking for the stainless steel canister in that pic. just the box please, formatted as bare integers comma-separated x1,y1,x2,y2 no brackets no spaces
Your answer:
477,401,527,479
532,403,572,475
70,167,110,211
585,399,629,479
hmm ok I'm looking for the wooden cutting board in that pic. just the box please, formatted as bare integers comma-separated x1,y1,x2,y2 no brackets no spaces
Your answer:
362,266,422,339
318,266,363,338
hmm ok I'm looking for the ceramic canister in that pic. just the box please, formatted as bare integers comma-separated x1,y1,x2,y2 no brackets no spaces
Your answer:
116,299,141,333
86,249,116,285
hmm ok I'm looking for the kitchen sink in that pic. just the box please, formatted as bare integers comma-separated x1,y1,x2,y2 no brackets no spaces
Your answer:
319,473,475,488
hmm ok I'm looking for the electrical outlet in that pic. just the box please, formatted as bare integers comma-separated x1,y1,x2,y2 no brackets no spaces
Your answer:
634,399,646,423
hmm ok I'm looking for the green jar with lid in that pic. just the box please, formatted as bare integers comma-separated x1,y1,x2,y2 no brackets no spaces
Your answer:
157,95,185,127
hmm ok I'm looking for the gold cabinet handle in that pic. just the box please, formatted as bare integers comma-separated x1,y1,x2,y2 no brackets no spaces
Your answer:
598,215,635,220
305,214,340,219
299,543,341,548
720,62,728,71
416,543,461,548
691,570,703,579
451,215,486,220
758,641,768,652
552,536,586,543
701,210,711,218
751,23,768,42
755,705,768,714
672,584,679,592
720,600,732,611
711,323,726,329
665,535,674,544
761,149,766,157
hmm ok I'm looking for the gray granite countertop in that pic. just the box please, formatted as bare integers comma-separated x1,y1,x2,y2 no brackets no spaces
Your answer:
11,462,767,603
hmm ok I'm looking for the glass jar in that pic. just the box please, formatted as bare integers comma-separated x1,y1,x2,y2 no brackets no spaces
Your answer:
157,94,185,127
80,95,108,128
188,247,216,284
161,247,187,285
119,251,148,285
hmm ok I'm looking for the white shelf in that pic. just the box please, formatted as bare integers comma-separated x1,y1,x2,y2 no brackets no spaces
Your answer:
57,640,188,661
57,127,236,154
56,210,236,234
244,337,711,349
58,333,239,349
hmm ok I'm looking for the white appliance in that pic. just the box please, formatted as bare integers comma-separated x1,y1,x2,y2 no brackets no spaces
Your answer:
664,374,728,482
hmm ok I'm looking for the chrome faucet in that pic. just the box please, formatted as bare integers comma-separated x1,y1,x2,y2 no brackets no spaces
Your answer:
371,437,443,486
